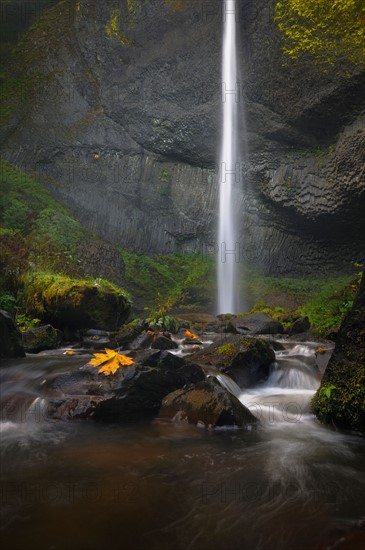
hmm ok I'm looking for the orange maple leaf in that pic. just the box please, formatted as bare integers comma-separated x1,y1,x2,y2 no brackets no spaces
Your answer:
88,348,134,376
184,330,199,340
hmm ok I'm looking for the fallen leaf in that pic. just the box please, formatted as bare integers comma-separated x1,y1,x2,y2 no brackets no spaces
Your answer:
184,330,199,340
63,350,76,356
316,348,326,354
88,348,134,376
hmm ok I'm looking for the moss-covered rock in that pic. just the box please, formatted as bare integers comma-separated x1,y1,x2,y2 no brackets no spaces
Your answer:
23,272,131,331
191,335,276,389
159,378,258,428
312,272,365,433
22,324,62,353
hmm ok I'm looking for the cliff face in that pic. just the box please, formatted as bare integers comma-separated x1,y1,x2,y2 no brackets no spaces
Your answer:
1,0,364,274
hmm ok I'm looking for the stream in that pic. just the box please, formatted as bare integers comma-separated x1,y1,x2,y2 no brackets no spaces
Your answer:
1,340,365,550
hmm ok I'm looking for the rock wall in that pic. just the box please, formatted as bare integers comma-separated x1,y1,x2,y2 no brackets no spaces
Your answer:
1,0,364,274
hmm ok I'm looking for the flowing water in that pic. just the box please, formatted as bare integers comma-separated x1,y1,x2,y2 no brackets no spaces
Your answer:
217,0,240,314
1,343,365,550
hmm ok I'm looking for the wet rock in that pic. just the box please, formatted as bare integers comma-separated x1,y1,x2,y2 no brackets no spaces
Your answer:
233,313,284,335
50,396,104,420
115,320,148,347
127,331,154,350
183,338,203,345
191,335,275,389
82,329,117,350
22,324,63,353
0,310,25,359
47,351,205,422
151,335,178,350
93,352,204,421
289,316,311,335
159,378,258,428
223,320,239,334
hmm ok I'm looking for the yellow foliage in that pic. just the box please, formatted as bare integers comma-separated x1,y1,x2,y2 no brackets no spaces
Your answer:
184,330,199,340
275,0,365,67
88,348,135,376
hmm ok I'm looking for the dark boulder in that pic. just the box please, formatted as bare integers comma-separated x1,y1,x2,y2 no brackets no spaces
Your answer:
0,310,25,359
47,351,204,422
127,331,154,350
151,335,178,350
191,335,276,389
115,320,148,347
312,272,365,433
289,316,311,335
233,313,284,335
159,378,258,428
22,324,62,353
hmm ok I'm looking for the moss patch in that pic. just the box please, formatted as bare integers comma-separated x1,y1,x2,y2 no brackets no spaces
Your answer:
23,272,131,330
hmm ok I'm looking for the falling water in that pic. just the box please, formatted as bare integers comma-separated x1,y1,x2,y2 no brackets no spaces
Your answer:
218,0,239,314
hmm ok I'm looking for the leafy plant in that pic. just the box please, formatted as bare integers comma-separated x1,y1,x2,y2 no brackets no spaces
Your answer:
0,292,18,314
320,384,337,399
88,348,135,376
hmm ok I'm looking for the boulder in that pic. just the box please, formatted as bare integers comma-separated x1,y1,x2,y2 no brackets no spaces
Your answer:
159,378,258,428
115,320,148,347
0,310,25,359
47,351,205,422
127,331,154,350
24,273,131,331
151,335,178,350
191,335,276,389
22,324,62,353
289,316,311,335
233,313,284,335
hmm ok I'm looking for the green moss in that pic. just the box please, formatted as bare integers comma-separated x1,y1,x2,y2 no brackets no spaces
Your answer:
217,343,238,359
312,362,365,433
23,271,131,329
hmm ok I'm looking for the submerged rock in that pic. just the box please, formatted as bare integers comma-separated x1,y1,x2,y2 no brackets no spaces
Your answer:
159,378,258,428
22,324,62,353
0,310,25,359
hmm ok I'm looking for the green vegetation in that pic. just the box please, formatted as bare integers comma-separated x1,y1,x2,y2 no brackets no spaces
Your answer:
23,271,130,330
120,249,214,315
312,362,365,432
242,267,362,335
217,343,237,360
275,0,365,68
0,160,64,231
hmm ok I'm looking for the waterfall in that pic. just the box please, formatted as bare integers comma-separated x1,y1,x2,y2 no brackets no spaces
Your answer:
217,0,240,314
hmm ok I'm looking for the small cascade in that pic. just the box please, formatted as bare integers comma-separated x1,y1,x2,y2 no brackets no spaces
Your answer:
239,343,324,423
212,373,242,399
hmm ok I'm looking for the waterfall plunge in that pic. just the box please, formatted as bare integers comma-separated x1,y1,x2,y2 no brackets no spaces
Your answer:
217,0,240,314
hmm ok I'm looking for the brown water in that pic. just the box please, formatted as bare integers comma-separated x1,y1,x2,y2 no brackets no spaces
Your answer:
1,347,365,550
